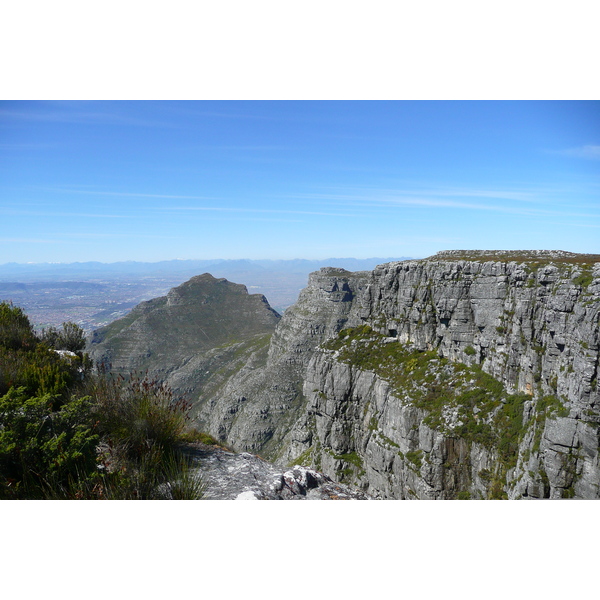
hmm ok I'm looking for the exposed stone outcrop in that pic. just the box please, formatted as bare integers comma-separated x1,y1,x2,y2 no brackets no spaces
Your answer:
183,443,370,500
279,253,600,499
210,251,599,499
192,268,371,457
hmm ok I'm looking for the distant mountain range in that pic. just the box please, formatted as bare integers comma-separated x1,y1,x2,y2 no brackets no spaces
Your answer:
0,258,413,282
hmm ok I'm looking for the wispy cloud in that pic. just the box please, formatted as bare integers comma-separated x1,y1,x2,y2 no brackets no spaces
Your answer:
0,208,136,219
298,184,545,203
170,110,274,121
564,222,600,229
153,206,360,218
554,145,600,160
0,106,175,128
418,187,540,203
57,232,179,240
290,192,544,216
183,145,288,152
38,187,220,201
290,187,600,220
0,143,58,151
0,237,58,244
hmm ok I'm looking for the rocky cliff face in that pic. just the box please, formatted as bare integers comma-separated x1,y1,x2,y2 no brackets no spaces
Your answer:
283,252,600,499
192,268,371,457
211,251,599,499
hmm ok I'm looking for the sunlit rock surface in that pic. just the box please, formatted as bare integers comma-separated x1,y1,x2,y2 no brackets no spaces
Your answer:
184,443,370,500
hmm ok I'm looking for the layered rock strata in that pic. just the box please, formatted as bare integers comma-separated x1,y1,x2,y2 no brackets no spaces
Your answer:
193,268,371,456
218,252,600,499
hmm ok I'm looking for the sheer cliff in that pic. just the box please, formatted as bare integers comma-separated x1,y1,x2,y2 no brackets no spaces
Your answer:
207,251,600,499
193,268,371,457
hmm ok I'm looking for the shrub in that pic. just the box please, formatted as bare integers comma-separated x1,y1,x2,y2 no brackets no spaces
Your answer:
84,371,203,499
572,273,593,288
0,388,99,499
0,302,204,499
0,302,37,351
40,322,87,353
90,372,191,460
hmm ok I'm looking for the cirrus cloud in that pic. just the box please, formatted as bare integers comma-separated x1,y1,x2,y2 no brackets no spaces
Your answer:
559,145,600,160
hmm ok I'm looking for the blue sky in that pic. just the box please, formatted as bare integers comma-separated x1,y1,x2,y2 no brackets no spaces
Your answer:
1,100,598,263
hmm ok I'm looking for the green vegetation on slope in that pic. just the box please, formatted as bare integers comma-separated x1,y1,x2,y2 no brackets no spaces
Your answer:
323,325,568,495
0,301,207,499
427,250,600,266
89,273,281,377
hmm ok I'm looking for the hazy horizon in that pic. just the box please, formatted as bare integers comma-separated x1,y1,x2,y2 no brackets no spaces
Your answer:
0,255,414,267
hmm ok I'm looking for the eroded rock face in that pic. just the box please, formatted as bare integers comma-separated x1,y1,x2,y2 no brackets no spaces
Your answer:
361,257,599,408
193,268,371,457
212,253,600,499
287,256,599,499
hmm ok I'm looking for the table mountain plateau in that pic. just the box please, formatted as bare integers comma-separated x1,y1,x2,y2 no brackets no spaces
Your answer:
88,251,600,499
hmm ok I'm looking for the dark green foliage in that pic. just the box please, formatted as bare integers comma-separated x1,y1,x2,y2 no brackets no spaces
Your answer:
494,393,530,470
93,444,203,500
0,388,99,499
572,273,593,288
0,301,205,499
537,395,569,418
464,345,476,356
78,370,205,499
40,322,87,353
405,450,423,470
180,430,222,446
328,449,365,480
0,302,86,399
0,302,37,350
91,372,190,462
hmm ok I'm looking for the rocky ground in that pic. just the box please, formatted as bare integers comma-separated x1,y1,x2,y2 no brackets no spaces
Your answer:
183,443,371,500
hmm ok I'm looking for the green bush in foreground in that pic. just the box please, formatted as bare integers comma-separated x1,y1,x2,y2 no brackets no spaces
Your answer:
86,371,204,499
0,388,99,499
0,301,204,500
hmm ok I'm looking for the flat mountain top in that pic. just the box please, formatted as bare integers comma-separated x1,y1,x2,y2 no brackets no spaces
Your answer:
427,249,600,265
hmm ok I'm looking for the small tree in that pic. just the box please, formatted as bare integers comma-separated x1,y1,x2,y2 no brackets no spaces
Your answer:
41,322,87,353
0,302,37,351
